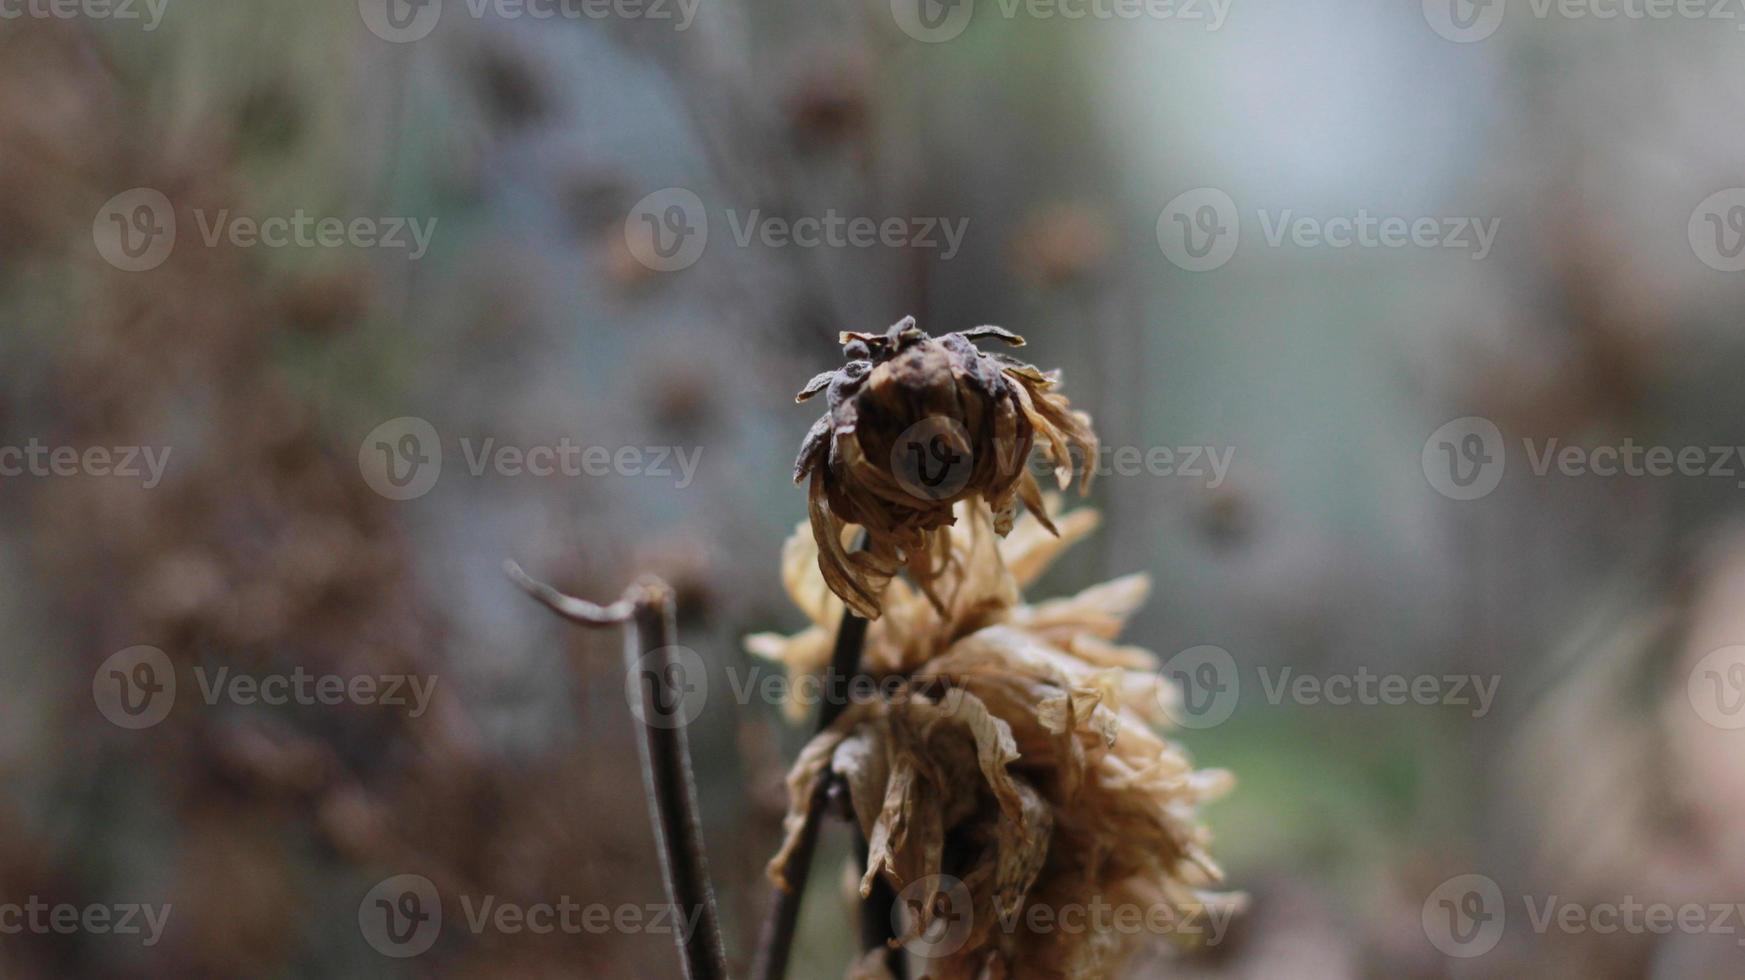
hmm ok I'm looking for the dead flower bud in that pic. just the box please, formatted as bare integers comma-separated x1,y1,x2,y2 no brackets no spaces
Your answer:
793,316,1098,619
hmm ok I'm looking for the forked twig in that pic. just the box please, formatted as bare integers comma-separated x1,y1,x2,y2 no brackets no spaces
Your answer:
505,561,729,980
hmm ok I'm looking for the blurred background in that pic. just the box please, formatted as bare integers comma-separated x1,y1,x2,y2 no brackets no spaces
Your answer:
6,1,1745,976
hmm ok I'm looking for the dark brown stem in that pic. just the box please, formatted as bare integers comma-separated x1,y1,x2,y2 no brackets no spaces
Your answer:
752,773,830,980
505,562,729,980
753,602,870,980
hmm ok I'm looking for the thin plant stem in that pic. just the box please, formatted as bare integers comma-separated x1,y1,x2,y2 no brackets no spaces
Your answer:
753,600,870,980
505,562,729,980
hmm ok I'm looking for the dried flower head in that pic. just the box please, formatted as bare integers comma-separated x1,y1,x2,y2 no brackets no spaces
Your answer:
793,316,1097,619
750,499,1239,979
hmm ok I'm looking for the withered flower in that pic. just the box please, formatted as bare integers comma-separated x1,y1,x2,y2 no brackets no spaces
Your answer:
750,499,1239,979
793,316,1097,619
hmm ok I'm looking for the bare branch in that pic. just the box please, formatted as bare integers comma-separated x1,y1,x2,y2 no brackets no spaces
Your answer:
506,562,728,980
503,560,635,626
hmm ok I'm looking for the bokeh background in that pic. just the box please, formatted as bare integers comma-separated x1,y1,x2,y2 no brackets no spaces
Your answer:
7,1,1745,976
